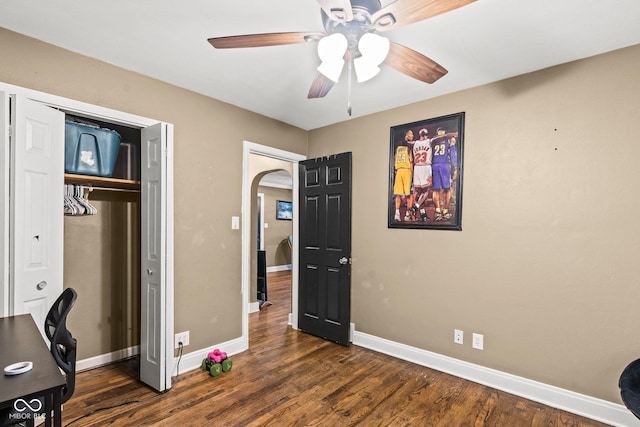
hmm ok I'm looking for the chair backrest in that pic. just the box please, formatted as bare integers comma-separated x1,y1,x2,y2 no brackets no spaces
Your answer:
620,358,640,419
44,288,78,404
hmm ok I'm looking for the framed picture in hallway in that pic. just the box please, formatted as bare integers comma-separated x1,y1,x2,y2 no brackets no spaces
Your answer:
276,200,293,220
388,112,465,230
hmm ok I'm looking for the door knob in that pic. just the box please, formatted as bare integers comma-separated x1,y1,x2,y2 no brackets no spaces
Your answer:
339,257,349,265
147,268,153,275
36,281,47,290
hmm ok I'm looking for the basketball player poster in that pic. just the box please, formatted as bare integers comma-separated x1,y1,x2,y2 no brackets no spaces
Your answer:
388,112,464,230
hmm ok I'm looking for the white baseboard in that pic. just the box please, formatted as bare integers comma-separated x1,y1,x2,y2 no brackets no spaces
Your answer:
248,301,260,313
266,264,291,273
352,331,639,427
76,339,246,386
76,345,140,372
171,336,246,378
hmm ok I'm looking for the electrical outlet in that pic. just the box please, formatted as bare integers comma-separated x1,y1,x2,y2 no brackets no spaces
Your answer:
175,331,189,348
454,329,463,345
472,333,484,350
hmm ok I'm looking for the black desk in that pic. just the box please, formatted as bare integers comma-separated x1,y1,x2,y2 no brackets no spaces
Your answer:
0,314,65,427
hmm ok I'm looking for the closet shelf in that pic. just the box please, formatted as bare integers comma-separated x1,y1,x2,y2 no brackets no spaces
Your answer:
64,173,141,191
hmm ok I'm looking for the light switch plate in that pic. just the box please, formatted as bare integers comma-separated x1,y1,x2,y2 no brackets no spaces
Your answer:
472,333,484,350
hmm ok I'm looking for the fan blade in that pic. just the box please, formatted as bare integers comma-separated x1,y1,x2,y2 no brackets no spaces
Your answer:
316,0,354,22
208,32,325,49
384,42,448,84
308,73,335,99
371,0,476,32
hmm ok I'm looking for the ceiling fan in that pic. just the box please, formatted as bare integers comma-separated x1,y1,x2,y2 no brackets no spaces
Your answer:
208,0,476,101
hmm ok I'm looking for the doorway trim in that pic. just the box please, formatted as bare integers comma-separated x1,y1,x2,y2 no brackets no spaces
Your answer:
241,141,305,349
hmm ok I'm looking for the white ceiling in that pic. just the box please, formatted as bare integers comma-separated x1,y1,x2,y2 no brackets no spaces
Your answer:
1,0,639,130
260,170,293,190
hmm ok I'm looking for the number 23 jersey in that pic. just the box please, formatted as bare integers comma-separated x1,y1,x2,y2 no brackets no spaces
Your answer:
413,139,432,166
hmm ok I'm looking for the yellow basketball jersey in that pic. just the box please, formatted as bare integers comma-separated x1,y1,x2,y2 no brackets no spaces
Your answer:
395,145,412,169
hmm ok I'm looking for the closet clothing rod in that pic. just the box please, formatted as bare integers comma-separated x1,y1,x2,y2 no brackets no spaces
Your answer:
89,186,140,193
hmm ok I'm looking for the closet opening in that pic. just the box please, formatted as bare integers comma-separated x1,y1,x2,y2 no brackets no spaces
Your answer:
63,113,143,372
2,85,173,391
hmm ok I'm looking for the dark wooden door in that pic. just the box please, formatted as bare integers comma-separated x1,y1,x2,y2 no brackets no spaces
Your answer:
298,152,352,346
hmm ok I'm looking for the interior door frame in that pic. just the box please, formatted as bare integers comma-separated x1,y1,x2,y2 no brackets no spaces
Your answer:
0,92,9,316
241,141,305,349
0,81,175,388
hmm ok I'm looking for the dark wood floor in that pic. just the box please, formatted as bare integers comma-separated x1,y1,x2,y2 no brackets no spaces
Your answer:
62,271,610,426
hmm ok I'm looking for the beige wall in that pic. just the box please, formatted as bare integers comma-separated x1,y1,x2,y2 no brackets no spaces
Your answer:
308,44,640,403
0,28,307,355
3,25,639,405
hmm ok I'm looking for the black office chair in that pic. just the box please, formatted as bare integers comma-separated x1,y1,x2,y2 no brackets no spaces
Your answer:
1,288,77,427
620,358,640,420
618,359,640,419
44,287,78,405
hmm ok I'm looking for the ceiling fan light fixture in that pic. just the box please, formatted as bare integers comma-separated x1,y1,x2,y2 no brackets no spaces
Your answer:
317,33,348,83
354,58,380,83
354,59,380,83
354,33,390,82
317,59,345,83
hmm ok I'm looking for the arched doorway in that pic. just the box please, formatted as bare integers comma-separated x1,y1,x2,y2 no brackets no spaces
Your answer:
253,169,293,311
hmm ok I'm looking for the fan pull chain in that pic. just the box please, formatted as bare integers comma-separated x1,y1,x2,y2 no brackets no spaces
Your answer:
347,57,353,116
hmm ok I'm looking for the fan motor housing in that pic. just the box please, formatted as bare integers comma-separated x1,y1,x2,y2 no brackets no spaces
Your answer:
322,0,382,49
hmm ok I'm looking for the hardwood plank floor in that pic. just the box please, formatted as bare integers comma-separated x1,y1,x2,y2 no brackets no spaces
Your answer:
62,271,611,426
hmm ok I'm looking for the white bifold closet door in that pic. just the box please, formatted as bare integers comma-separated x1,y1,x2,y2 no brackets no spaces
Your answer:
140,122,168,392
9,94,64,339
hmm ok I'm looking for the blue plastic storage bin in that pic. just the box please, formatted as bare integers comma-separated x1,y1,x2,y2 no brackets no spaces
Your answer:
65,120,121,177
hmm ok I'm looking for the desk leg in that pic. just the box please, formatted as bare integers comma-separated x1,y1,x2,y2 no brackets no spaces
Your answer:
53,389,62,427
43,393,52,427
